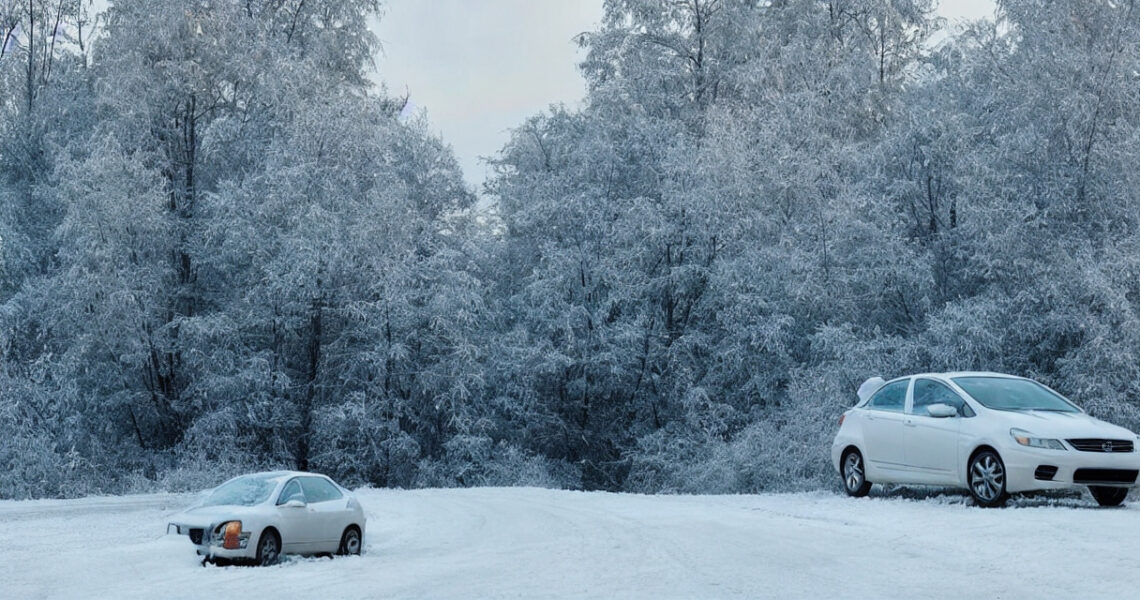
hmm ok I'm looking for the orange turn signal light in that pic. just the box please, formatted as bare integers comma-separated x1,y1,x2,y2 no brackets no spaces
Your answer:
838,414,845,426
223,521,242,549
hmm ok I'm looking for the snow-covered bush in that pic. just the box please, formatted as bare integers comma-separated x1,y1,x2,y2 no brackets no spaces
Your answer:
415,434,577,489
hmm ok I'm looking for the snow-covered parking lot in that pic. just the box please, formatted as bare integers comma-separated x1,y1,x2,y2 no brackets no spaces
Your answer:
2,486,1138,599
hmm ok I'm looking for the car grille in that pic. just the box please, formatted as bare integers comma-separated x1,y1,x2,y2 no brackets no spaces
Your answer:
188,528,204,545
1072,468,1138,484
1066,438,1134,453
1034,465,1058,481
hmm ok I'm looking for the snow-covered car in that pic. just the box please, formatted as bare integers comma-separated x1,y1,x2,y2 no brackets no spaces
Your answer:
832,372,1140,507
167,471,366,565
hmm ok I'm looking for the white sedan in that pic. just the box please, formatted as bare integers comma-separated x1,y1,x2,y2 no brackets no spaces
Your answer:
832,372,1140,507
167,471,366,565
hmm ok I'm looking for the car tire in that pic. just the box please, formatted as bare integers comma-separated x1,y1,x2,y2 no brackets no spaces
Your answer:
841,449,872,497
255,529,281,566
338,526,362,556
1089,486,1128,507
968,450,1008,508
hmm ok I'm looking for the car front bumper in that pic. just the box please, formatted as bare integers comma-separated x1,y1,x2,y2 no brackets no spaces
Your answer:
167,523,257,560
1001,445,1140,493
194,545,257,560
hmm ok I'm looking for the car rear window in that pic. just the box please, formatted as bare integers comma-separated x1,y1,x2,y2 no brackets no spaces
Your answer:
951,377,1080,413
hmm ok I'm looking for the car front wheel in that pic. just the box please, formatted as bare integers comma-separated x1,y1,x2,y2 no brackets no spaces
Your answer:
842,449,872,497
1089,486,1128,507
256,529,280,566
968,450,1008,507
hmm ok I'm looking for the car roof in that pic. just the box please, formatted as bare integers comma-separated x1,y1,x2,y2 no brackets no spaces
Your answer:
891,371,1024,383
241,470,330,484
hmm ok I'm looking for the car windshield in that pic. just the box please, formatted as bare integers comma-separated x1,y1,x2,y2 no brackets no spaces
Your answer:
951,377,1080,413
200,474,279,507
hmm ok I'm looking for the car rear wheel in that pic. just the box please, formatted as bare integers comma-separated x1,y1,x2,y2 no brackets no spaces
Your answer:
842,449,872,497
968,450,1008,507
256,529,280,566
338,526,362,556
1089,486,1128,507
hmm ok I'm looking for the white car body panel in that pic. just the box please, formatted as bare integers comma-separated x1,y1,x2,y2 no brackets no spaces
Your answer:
167,471,366,561
832,372,1140,495
861,410,908,472
903,412,960,483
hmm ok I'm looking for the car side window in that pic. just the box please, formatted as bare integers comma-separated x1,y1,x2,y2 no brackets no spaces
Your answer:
912,379,974,417
277,479,305,505
867,380,907,412
300,477,344,503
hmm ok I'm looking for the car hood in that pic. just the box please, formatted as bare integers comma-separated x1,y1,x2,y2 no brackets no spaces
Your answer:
169,504,264,528
996,410,1138,440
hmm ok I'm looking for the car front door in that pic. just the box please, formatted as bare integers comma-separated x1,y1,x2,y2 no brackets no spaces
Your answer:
904,378,969,483
860,378,911,477
275,478,321,552
299,476,348,551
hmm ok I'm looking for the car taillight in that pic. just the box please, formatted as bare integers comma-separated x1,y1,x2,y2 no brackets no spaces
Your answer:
223,521,242,549
838,414,845,426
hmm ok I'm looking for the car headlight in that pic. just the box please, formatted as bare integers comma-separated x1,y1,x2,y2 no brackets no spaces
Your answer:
1010,428,1066,450
214,521,250,549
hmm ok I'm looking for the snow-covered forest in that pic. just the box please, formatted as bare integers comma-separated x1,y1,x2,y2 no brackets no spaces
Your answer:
3,0,1140,499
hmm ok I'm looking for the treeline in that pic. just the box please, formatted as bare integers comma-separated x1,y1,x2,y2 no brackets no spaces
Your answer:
4,0,1140,499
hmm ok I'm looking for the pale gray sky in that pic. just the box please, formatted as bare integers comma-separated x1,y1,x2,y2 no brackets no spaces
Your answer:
939,0,997,22
370,1,998,191
372,0,602,190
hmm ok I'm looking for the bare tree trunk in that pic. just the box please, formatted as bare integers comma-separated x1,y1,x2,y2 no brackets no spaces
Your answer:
297,292,323,471
25,0,34,112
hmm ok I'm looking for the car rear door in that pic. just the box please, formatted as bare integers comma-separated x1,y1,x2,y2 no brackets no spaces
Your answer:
904,378,967,483
860,378,911,475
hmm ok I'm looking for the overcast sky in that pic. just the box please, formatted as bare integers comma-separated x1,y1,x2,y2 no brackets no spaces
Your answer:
375,1,997,192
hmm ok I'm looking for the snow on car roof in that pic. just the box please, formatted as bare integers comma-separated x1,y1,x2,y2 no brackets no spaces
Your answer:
857,377,886,403
924,371,1023,380
240,470,328,484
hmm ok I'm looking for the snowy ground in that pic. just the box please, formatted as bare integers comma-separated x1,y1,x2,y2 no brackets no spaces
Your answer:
1,486,1138,599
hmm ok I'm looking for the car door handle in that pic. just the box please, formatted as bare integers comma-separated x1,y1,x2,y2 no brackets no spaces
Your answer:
904,418,917,427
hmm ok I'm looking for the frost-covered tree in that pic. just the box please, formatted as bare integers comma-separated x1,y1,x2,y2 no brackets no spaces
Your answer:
1,0,480,496
0,0,94,299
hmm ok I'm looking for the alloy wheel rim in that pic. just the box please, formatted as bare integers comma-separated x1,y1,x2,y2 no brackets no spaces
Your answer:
346,531,361,554
971,455,1004,502
844,453,864,491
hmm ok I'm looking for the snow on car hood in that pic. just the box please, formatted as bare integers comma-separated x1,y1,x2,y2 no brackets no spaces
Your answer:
169,504,263,528
995,410,1138,440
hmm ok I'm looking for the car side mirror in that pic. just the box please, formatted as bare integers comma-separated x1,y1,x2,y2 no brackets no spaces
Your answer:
284,499,306,508
927,403,958,418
